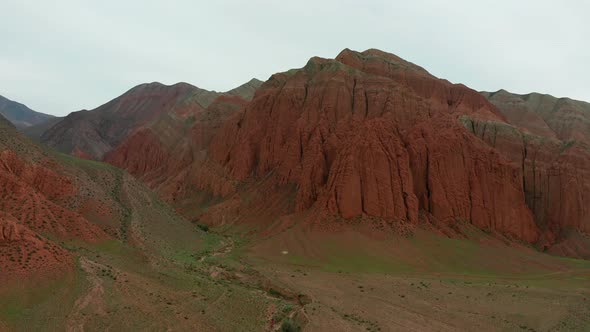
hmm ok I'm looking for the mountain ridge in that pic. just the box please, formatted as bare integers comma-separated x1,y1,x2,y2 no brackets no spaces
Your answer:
37,79,263,160
0,94,55,129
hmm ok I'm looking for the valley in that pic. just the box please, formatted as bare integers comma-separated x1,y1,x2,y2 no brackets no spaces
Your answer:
2,218,589,331
1,47,589,331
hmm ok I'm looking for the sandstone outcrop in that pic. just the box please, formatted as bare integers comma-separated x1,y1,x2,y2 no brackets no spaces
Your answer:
472,90,590,255
205,49,540,242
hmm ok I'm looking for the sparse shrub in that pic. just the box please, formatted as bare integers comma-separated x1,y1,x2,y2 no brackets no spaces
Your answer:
280,318,301,332
197,224,209,232
268,288,282,297
297,294,312,305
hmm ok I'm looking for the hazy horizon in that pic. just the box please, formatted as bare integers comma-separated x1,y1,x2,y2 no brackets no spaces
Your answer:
2,0,588,116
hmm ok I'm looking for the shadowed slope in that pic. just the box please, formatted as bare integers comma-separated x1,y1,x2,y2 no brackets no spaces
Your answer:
39,80,263,161
0,95,54,129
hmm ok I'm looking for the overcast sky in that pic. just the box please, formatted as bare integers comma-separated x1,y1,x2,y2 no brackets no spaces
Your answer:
1,0,588,116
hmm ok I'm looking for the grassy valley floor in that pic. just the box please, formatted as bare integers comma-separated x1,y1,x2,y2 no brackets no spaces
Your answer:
1,220,589,331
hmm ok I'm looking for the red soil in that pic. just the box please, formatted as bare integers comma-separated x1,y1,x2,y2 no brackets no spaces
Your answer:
0,212,73,283
0,150,108,242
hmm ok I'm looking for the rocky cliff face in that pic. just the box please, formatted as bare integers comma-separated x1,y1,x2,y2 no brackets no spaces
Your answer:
204,49,539,243
473,90,590,257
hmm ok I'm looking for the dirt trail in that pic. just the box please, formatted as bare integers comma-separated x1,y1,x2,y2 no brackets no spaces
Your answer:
119,176,147,250
66,257,107,332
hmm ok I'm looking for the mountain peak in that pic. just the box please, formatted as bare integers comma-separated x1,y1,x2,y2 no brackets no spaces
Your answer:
226,78,264,101
335,47,430,76
246,78,263,86
128,81,199,94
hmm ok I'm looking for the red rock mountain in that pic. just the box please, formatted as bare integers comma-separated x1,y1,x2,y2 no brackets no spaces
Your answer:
63,49,590,258
39,79,262,160
195,49,540,242
106,49,545,246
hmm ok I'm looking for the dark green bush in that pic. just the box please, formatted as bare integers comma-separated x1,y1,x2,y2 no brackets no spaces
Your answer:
280,318,301,332
197,224,209,232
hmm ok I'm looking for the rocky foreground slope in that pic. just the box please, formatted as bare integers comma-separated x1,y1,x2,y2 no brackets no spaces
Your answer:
0,112,190,282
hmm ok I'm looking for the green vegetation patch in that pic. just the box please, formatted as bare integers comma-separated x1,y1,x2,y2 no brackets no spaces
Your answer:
0,267,86,330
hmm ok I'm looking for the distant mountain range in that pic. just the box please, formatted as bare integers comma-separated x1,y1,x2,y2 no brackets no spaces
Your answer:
36,79,263,160
0,94,54,129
